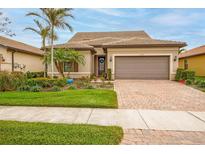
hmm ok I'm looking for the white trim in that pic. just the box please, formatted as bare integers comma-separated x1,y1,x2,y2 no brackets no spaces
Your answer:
112,53,174,80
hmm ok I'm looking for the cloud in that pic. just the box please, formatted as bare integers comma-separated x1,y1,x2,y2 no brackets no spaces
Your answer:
90,8,124,17
150,11,203,26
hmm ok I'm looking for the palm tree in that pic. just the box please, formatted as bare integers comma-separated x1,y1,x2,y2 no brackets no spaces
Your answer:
26,8,74,78
24,19,50,77
178,48,186,54
24,19,58,77
46,48,85,77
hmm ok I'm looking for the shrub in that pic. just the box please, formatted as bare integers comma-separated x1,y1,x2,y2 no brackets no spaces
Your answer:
0,71,27,91
79,76,91,82
100,76,105,82
0,72,14,91
26,79,38,87
11,71,27,87
17,85,30,91
181,70,195,80
53,75,58,79
26,71,44,79
90,74,97,81
107,68,112,81
185,79,193,85
53,78,67,87
51,86,61,92
75,77,91,89
68,85,77,90
176,69,195,81
29,85,42,92
26,78,67,88
85,84,95,89
175,68,184,81
199,81,205,88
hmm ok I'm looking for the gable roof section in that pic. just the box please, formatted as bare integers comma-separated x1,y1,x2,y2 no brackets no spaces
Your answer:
68,31,151,43
0,36,43,56
52,31,186,50
103,37,186,48
179,45,205,59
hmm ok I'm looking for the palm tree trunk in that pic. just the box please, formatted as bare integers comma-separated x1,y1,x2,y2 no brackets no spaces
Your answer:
42,38,48,78
51,25,54,79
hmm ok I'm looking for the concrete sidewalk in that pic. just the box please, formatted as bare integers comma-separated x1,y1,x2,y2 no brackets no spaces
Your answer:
0,106,205,131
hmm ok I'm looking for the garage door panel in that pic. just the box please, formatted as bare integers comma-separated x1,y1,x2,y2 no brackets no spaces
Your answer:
115,56,169,79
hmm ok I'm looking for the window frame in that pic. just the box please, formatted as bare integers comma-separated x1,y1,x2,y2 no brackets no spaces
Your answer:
63,62,73,72
184,59,188,69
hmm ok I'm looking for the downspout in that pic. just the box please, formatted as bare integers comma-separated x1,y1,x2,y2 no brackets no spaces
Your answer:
11,51,15,72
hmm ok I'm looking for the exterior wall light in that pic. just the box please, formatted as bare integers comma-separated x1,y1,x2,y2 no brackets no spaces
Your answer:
109,56,112,62
174,56,177,62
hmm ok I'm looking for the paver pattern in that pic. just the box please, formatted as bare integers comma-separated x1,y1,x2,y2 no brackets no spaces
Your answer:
121,129,205,144
115,80,205,111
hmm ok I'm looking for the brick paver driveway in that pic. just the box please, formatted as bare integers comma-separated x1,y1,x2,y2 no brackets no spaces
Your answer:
115,80,205,111
121,129,205,144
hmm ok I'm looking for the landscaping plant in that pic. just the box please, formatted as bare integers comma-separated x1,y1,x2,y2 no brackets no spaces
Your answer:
51,86,61,92
107,68,112,81
0,71,27,91
46,48,85,77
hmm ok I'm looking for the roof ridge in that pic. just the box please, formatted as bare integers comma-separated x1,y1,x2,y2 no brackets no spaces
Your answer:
75,30,146,34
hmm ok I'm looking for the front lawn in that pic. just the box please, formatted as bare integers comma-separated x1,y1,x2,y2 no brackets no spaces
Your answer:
0,121,123,145
0,89,118,108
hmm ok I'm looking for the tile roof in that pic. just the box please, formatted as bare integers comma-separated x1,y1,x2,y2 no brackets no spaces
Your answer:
179,45,205,58
68,31,151,42
0,36,43,56
103,37,186,48
52,31,187,50
52,43,94,50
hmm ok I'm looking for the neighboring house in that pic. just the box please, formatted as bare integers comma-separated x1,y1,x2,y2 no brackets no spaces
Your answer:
49,31,186,80
179,45,205,77
0,36,44,72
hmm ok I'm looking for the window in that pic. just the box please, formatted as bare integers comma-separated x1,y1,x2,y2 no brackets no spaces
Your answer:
63,62,78,72
184,59,188,69
64,62,73,72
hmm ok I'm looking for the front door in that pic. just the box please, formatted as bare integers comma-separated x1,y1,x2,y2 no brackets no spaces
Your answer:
98,56,105,76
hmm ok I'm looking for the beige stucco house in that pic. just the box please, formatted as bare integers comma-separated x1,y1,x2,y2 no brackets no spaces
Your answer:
49,31,186,80
0,36,44,72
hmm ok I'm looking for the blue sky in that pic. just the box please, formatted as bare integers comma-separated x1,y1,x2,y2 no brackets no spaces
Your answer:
1,8,205,49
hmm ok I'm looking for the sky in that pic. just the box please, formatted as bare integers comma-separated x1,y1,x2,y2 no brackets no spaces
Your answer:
1,8,205,49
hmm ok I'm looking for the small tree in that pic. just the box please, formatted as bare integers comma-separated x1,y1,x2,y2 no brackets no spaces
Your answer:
47,48,85,77
0,11,15,37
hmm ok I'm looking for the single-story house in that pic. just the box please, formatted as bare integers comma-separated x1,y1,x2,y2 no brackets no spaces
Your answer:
49,31,186,80
179,45,205,76
0,36,44,72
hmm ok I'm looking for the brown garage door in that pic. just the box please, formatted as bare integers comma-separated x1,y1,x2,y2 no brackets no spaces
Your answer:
115,56,169,79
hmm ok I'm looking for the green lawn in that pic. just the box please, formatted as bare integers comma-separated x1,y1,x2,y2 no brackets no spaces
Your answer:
0,89,117,108
0,120,123,145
